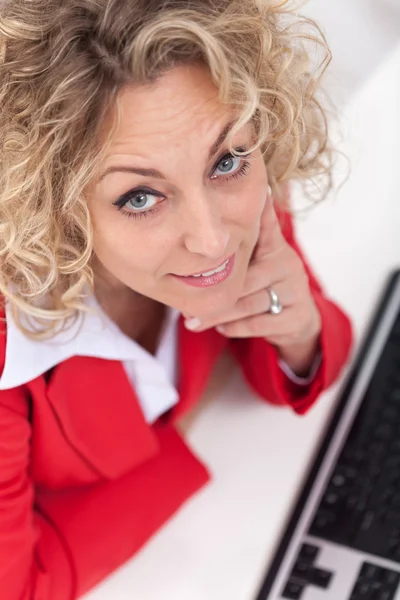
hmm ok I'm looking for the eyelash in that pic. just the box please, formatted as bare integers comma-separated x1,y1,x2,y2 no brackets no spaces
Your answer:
113,148,252,220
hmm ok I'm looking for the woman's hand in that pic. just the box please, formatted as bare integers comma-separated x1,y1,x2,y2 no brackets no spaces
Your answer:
184,192,322,377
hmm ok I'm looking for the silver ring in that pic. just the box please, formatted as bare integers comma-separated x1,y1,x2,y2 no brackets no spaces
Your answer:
267,287,283,315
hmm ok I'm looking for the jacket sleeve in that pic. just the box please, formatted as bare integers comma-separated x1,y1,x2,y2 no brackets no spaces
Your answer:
0,365,209,600
228,209,353,414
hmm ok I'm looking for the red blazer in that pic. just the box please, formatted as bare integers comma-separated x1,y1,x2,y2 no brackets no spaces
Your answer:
0,213,352,600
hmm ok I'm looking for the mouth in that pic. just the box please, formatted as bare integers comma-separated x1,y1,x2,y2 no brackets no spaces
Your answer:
171,254,236,288
176,255,234,278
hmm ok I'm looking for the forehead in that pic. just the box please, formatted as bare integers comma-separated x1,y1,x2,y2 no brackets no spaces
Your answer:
107,64,233,153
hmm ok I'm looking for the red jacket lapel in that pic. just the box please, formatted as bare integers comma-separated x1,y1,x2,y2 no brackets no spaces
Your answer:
44,357,159,479
172,316,228,420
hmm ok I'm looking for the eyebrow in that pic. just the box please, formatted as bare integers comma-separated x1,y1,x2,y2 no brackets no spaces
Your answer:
98,119,236,182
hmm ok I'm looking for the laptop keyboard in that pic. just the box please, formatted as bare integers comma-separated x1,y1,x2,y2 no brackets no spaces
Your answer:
308,317,400,562
256,273,400,600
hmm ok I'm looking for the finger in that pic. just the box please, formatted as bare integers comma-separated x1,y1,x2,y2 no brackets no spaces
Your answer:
215,308,295,339
185,282,293,332
220,285,294,326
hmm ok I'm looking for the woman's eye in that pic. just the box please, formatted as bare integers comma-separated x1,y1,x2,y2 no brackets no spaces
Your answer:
113,189,163,216
124,191,158,211
213,154,242,177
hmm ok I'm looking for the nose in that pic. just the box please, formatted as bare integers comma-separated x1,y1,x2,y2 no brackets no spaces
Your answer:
180,191,230,259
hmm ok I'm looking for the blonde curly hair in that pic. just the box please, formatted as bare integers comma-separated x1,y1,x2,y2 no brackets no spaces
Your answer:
0,0,332,338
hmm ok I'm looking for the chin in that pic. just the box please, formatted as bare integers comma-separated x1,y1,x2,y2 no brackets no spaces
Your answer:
180,282,243,320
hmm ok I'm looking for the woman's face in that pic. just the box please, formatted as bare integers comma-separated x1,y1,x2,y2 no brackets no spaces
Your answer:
88,64,269,319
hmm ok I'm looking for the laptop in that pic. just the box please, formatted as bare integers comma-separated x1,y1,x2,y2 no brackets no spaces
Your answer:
256,270,400,600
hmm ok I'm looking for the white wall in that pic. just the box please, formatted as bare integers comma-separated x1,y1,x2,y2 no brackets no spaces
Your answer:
303,0,400,106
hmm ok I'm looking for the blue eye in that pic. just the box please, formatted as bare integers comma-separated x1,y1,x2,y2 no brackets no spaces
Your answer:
211,148,252,180
214,154,242,177
123,191,158,212
112,187,165,219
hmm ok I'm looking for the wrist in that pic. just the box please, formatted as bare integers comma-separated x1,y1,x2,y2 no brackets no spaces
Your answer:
274,333,321,378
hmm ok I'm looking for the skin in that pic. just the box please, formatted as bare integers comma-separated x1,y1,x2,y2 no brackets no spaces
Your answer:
88,63,321,375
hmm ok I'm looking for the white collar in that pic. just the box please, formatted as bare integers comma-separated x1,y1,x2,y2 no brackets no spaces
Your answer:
0,295,180,391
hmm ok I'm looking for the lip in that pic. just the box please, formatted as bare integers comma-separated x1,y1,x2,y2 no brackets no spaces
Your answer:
171,254,235,288
176,255,234,278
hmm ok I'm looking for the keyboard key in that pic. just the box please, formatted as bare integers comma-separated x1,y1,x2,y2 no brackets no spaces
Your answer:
332,473,346,487
374,424,394,440
381,569,400,586
291,561,310,580
281,581,304,599
343,466,358,478
324,492,340,506
390,389,400,403
371,591,386,600
310,511,336,536
377,591,395,600
369,581,383,593
360,563,380,579
369,442,386,457
346,495,360,510
309,567,333,589
360,511,375,532
351,580,375,598
298,543,319,563
383,407,398,421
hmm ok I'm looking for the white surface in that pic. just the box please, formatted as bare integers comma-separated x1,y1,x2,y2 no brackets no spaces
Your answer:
83,42,400,600
303,0,400,106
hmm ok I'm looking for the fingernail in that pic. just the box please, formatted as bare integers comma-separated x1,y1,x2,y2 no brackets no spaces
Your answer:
184,317,201,331
216,326,225,334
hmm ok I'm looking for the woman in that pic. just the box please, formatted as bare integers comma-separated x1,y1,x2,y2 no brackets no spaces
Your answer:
0,0,352,598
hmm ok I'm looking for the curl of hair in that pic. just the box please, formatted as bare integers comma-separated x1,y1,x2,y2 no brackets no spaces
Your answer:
0,0,333,338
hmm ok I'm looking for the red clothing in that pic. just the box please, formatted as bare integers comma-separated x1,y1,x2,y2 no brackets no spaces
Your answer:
0,213,352,600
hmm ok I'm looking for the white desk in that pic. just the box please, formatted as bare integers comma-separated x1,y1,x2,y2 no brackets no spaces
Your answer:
83,44,400,600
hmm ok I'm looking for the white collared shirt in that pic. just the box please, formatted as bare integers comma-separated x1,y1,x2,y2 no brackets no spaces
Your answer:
0,296,181,424
0,296,319,424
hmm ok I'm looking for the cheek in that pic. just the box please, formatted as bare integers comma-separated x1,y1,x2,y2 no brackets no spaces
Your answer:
91,210,125,262
91,211,170,285
90,209,141,271
230,177,268,234
242,155,268,212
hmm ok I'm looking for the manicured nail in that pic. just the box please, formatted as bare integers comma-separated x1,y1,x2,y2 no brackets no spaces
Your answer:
184,317,201,331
